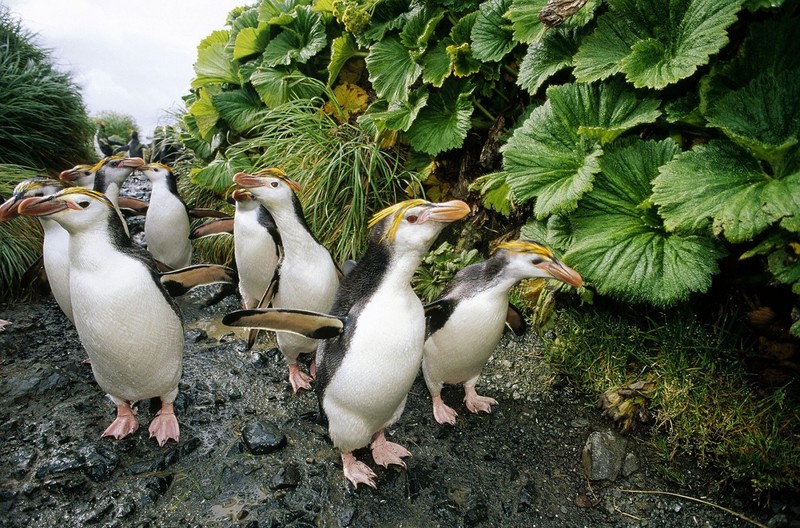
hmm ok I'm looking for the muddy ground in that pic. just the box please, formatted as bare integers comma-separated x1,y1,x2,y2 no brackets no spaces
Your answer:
0,174,793,527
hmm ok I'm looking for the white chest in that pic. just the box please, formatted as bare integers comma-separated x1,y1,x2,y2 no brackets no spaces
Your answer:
144,189,191,268
234,208,279,307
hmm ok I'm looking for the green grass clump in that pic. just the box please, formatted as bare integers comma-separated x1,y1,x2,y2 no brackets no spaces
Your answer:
0,7,95,170
0,165,44,299
544,305,800,493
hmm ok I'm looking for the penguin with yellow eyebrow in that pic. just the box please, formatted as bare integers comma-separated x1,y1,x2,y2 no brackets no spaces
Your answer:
422,240,583,425
59,157,149,216
231,168,339,393
18,187,184,446
223,199,471,488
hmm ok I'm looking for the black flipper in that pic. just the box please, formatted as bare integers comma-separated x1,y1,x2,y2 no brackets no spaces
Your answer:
246,272,279,350
189,218,234,239
423,299,454,338
223,308,345,340
117,196,149,216
505,303,527,336
160,264,238,297
189,207,231,219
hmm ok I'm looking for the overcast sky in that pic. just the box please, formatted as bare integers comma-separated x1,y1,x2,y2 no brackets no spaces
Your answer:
4,0,246,140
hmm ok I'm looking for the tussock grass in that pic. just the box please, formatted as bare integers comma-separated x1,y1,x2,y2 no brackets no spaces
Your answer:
544,304,800,493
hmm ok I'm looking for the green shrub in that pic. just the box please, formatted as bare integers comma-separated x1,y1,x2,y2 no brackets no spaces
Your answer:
93,110,138,145
0,7,94,170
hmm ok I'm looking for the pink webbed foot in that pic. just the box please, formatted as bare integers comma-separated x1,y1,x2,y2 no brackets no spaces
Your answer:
342,452,377,489
102,403,139,440
288,363,313,393
148,402,180,446
370,430,411,468
432,394,458,425
464,386,498,414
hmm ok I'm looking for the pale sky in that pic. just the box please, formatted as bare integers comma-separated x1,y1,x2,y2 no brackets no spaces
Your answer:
3,0,246,140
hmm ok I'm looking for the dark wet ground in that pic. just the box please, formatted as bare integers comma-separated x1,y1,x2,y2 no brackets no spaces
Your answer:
0,289,783,528
0,173,789,527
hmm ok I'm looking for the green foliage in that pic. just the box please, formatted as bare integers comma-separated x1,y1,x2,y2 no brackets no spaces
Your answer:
545,305,800,492
93,111,139,141
0,7,94,170
0,165,44,300
412,241,482,303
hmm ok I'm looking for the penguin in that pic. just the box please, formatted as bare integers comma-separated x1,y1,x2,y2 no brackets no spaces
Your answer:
18,187,184,445
222,199,471,488
422,240,583,425
138,163,192,270
60,157,149,215
0,177,73,321
232,168,339,393
230,187,283,349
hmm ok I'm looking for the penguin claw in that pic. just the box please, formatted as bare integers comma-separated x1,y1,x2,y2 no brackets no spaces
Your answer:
464,390,498,415
370,438,412,468
432,396,458,425
342,453,377,489
102,405,139,440
288,364,313,393
148,405,180,446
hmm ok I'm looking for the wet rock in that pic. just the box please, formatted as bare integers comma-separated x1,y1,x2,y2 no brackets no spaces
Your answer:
184,328,207,344
35,445,83,478
270,464,301,490
242,421,287,455
517,481,538,512
8,447,37,479
582,430,627,481
464,499,488,526
80,443,120,482
115,497,136,519
337,506,356,527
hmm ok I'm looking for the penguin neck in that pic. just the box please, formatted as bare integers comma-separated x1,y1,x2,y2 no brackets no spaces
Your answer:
267,200,317,251
66,215,130,268
384,245,427,289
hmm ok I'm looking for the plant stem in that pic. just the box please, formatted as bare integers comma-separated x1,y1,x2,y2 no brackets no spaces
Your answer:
473,99,496,122
618,489,768,528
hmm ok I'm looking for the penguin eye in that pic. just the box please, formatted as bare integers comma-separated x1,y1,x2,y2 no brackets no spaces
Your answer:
406,215,418,223
270,181,279,188
77,201,90,209
110,161,119,167
531,255,545,265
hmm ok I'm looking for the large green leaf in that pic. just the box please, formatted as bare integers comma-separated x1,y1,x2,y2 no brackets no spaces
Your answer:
327,34,359,86
400,6,445,50
502,100,602,217
517,28,581,95
472,0,516,62
521,214,576,252
190,153,252,194
250,67,324,107
448,11,482,77
261,7,327,66
366,36,423,102
422,40,453,87
212,88,265,134
565,139,724,306
506,0,548,44
188,87,221,140
233,23,271,61
502,81,661,217
706,69,800,169
574,0,743,89
405,79,474,155
192,30,240,88
653,140,800,243
361,88,429,133
700,17,800,115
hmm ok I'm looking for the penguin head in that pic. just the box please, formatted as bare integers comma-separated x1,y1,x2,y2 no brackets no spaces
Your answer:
368,199,471,254
59,164,95,188
91,156,145,189
17,187,121,234
231,188,260,211
0,177,70,221
493,240,583,288
138,162,174,184
232,168,301,212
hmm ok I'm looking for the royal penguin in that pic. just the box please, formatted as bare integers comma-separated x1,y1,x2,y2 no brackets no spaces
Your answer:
232,168,339,393
223,199,471,488
0,177,73,321
138,163,192,270
422,240,583,425
18,188,184,445
60,157,149,216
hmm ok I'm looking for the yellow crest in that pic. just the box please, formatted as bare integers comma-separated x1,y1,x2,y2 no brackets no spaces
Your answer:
14,177,63,194
368,199,430,242
493,240,554,259
148,162,172,172
253,167,301,194
56,187,115,207
89,155,124,173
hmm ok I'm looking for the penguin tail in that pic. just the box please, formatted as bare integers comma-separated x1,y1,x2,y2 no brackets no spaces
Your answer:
222,308,344,340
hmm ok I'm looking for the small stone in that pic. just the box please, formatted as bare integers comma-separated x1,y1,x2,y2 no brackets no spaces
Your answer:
9,447,37,479
229,387,243,401
337,506,356,527
80,443,120,482
270,464,301,490
447,484,471,508
242,421,287,455
517,482,538,512
185,328,207,344
582,430,627,481
622,452,639,477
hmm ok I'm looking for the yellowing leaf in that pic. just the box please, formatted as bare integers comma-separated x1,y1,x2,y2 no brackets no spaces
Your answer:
322,82,369,123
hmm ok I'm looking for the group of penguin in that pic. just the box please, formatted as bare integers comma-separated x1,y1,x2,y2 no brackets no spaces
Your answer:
0,160,583,489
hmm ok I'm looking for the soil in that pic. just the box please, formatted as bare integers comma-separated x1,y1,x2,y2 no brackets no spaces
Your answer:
0,174,793,528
